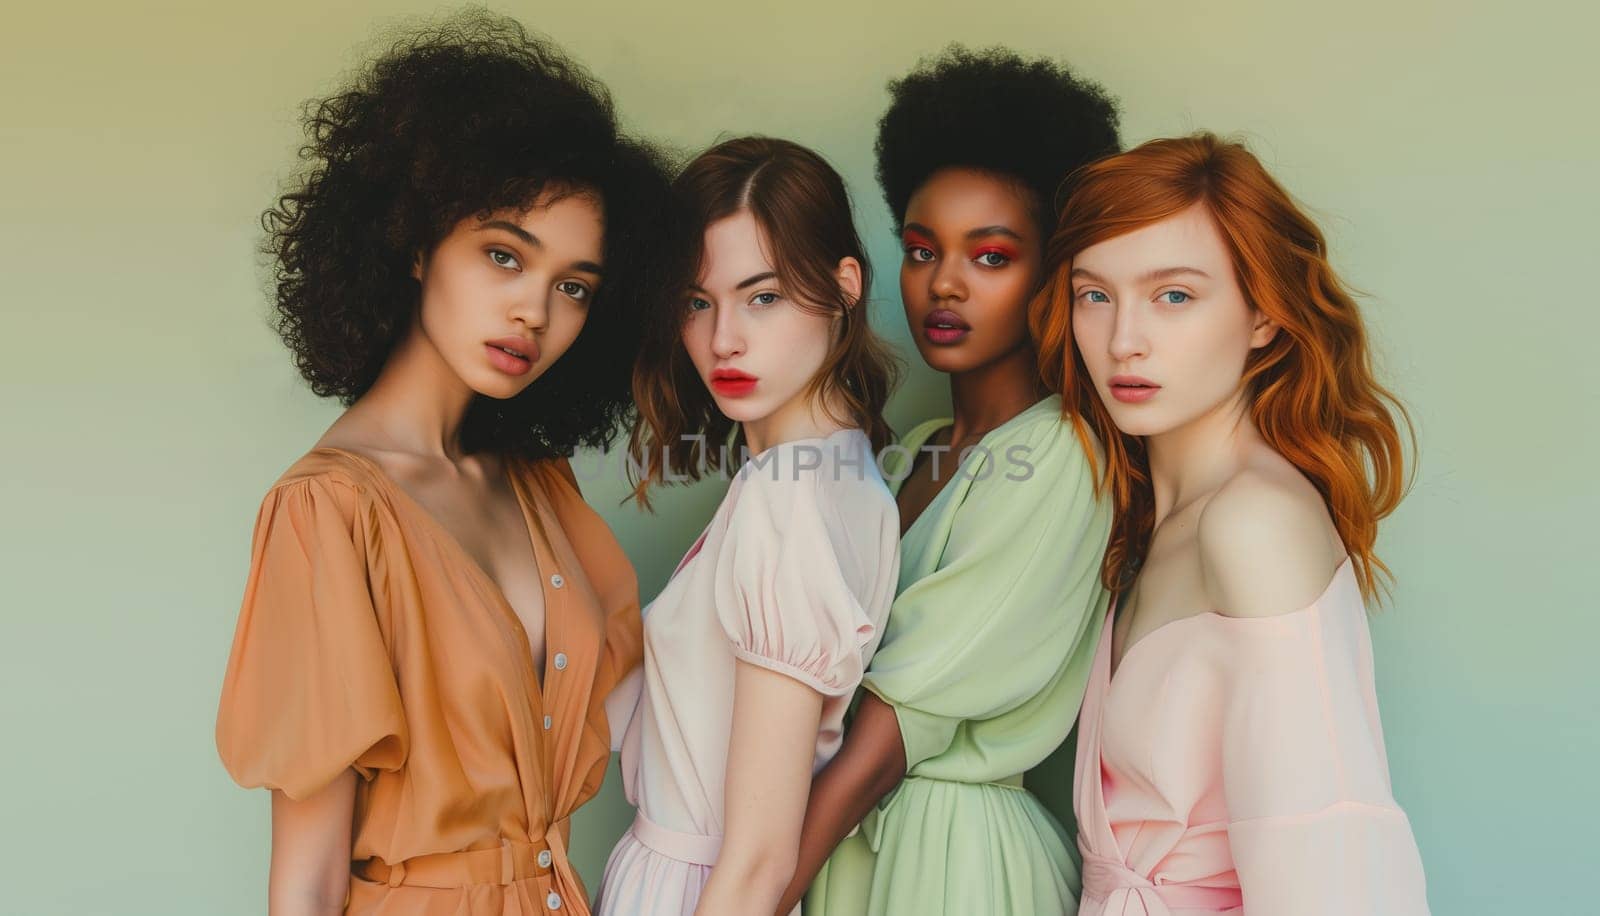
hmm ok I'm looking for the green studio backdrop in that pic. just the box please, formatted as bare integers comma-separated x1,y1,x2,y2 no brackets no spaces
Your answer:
1,1,1593,913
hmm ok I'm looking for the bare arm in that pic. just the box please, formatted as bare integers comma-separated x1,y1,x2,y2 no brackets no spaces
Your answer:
267,769,357,916
604,666,644,752
773,690,906,914
694,661,825,916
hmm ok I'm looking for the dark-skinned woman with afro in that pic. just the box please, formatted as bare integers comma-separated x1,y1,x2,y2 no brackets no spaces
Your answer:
776,46,1123,915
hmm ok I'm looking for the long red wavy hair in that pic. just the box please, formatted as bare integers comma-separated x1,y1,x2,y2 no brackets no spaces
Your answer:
1031,133,1414,602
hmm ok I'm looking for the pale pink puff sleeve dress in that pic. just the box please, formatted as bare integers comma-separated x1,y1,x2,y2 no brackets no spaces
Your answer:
1073,557,1430,915
595,428,901,916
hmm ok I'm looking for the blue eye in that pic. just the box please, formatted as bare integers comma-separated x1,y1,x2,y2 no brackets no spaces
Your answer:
904,246,934,263
1079,289,1110,303
688,297,711,312
751,292,780,307
975,251,1011,267
488,249,520,270
558,280,590,302
1159,290,1191,305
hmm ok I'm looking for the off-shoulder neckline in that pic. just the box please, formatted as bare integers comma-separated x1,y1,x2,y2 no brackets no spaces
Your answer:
1108,555,1355,685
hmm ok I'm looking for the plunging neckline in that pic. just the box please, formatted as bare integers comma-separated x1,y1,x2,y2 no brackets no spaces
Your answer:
311,446,555,688
893,396,1059,544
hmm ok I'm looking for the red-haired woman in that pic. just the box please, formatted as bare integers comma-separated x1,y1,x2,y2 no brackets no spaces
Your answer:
1033,133,1430,914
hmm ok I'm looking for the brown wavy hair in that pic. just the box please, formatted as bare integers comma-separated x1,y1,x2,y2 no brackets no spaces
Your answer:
628,137,901,508
1031,133,1414,601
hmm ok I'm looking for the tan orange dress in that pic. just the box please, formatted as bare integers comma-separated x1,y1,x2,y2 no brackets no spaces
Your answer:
216,447,642,915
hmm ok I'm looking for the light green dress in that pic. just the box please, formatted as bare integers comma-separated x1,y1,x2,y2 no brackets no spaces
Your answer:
804,394,1112,915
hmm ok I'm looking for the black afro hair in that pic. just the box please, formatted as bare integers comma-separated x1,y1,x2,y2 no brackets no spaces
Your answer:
875,45,1121,235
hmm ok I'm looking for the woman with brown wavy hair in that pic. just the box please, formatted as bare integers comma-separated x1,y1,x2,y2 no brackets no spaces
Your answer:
594,137,902,916
1032,132,1430,913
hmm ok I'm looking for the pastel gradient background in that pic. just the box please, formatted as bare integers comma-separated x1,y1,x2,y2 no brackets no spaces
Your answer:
1,2,1592,913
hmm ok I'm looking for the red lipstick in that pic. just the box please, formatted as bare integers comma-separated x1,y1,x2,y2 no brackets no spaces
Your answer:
485,336,539,376
1108,374,1161,404
923,309,971,345
710,367,758,397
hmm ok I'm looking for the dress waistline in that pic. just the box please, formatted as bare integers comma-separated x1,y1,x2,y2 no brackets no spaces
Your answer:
1080,849,1243,914
905,771,1026,790
355,836,554,889
629,811,722,867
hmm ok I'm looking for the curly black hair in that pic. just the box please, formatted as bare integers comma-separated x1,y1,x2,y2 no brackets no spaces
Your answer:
875,45,1122,236
263,11,688,460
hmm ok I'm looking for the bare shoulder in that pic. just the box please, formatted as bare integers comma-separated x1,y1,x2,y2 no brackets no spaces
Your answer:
1198,461,1345,619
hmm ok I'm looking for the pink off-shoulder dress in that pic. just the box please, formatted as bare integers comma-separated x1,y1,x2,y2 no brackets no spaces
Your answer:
595,428,900,915
1073,557,1430,915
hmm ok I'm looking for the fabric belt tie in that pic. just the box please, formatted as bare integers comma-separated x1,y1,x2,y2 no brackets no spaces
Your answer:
1080,850,1243,914
629,812,722,867
353,817,578,895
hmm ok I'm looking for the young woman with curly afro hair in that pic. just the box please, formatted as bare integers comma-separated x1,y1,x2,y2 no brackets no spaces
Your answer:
214,13,687,915
780,46,1125,915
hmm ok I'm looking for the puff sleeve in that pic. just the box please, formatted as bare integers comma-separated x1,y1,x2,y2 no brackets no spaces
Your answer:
712,470,881,697
215,475,408,801
1219,604,1430,914
862,414,1112,773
